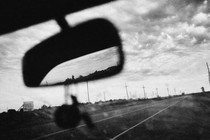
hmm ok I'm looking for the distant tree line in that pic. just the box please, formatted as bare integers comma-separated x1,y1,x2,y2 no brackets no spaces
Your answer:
64,65,119,84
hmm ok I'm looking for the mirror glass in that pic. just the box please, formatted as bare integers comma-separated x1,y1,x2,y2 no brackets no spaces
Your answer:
40,47,120,86
22,19,124,87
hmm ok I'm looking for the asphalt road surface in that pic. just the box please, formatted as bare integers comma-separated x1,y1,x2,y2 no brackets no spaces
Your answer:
3,93,210,140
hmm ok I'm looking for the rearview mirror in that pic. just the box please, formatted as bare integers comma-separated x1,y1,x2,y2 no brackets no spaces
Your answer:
22,19,124,87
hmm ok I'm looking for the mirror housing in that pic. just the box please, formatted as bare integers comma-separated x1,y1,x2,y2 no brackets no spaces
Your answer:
22,18,124,87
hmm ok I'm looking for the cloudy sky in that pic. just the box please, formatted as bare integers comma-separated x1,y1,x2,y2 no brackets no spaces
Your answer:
0,0,210,112
41,47,119,85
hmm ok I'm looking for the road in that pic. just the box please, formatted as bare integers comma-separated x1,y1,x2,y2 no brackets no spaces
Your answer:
3,93,210,140
32,96,183,140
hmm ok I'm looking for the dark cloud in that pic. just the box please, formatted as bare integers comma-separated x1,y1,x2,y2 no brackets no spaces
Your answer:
164,48,191,57
124,67,181,81
194,35,209,44
142,2,173,21
183,0,206,5
123,0,209,34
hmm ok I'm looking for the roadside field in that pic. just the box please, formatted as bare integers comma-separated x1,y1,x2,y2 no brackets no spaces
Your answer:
46,97,183,140
1,93,210,140
112,93,210,140
0,97,175,140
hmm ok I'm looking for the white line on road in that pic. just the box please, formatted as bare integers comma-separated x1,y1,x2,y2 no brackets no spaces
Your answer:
31,100,166,140
110,99,184,140
31,98,183,140
91,101,157,118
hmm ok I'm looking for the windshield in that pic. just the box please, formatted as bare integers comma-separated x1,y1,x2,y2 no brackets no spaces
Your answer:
0,0,210,140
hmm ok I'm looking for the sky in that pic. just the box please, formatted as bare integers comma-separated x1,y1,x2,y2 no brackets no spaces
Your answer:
41,47,119,85
0,0,210,112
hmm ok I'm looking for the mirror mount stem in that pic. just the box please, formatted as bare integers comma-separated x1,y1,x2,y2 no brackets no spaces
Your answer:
55,16,71,31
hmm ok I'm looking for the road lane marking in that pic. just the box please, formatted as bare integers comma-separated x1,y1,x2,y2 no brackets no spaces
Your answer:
31,100,156,129
110,98,184,140
91,101,154,117
31,98,181,140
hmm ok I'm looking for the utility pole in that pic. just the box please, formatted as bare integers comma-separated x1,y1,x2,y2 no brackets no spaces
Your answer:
167,87,170,97
86,81,90,103
207,62,210,88
64,84,69,104
143,85,146,99
125,83,129,99
156,88,159,97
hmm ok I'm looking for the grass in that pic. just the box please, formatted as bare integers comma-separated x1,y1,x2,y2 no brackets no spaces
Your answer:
114,93,210,140
1,93,210,140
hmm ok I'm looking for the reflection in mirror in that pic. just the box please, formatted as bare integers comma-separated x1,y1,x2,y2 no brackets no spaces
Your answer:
41,47,119,86
22,18,124,87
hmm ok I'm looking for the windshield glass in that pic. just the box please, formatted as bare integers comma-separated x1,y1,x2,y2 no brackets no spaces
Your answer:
0,0,210,140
